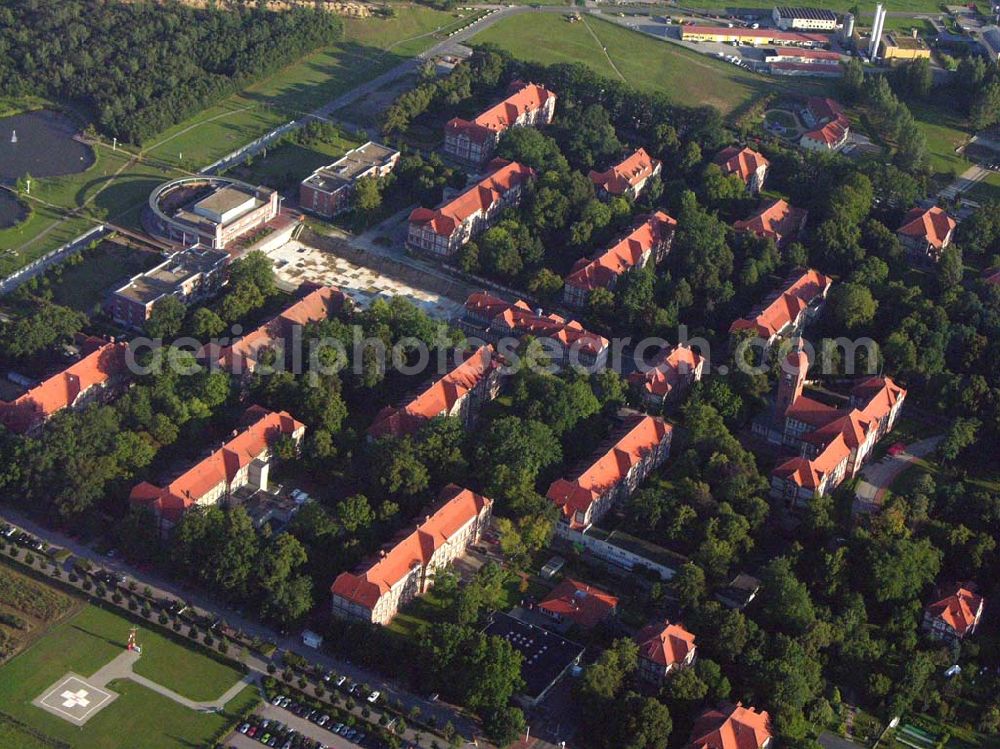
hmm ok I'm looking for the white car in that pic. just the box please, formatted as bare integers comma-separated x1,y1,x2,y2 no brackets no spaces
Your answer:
367,691,380,703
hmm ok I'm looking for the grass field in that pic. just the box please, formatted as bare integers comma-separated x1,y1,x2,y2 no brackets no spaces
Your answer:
473,13,773,114
0,5,458,272
40,239,161,314
0,600,255,749
230,130,364,189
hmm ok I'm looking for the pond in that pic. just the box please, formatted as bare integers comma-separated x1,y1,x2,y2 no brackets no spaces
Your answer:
0,109,95,182
0,190,27,230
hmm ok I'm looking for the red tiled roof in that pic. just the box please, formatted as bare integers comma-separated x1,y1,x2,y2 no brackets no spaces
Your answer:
589,148,661,196
205,284,343,372
771,47,842,60
546,414,671,528
927,586,984,636
897,206,956,250
729,268,831,338
733,199,808,244
773,433,850,490
444,82,556,143
408,159,534,238
636,620,696,668
0,337,130,434
330,485,492,610
367,345,498,439
628,344,703,400
686,702,772,749
129,407,304,523
802,97,849,146
713,146,769,185
565,212,676,292
538,578,618,628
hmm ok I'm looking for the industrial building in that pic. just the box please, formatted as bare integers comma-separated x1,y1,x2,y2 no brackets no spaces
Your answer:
772,6,840,31
681,25,832,47
881,30,932,60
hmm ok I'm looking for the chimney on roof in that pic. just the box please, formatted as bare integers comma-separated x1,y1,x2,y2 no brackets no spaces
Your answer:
379,549,387,558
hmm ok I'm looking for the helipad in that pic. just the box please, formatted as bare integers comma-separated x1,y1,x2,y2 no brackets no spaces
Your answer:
33,674,117,725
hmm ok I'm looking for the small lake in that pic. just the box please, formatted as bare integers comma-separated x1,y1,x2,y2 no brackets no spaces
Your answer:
0,190,27,229
0,109,95,182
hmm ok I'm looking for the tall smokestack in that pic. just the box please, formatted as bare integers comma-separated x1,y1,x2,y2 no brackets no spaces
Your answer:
869,4,886,59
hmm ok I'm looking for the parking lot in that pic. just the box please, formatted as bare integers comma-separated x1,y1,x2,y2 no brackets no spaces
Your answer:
267,239,463,321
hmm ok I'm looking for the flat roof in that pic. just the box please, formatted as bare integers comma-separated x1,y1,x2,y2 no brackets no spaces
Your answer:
303,142,399,194
484,613,584,701
775,6,838,21
114,246,229,304
587,526,688,570
682,25,831,42
885,32,929,49
195,185,258,216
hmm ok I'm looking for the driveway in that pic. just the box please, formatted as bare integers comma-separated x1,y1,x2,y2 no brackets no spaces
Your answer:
853,436,942,513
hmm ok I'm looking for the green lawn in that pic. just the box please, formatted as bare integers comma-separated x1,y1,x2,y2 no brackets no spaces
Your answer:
473,13,789,115
909,102,972,181
0,602,255,749
0,7,457,273
231,130,364,190
42,240,160,314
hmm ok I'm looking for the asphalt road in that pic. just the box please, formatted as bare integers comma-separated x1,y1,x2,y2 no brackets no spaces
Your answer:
0,507,480,746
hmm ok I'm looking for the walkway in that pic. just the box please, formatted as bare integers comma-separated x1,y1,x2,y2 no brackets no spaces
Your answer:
85,648,253,711
853,436,942,514
937,164,989,200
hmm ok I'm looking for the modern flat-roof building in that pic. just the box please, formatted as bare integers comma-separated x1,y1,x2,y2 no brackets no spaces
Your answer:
299,142,400,218
443,81,557,166
0,336,130,435
107,245,229,330
407,159,534,257
330,485,493,625
681,25,832,47
484,613,585,708
773,6,839,31
881,31,932,59
129,406,306,532
148,177,279,251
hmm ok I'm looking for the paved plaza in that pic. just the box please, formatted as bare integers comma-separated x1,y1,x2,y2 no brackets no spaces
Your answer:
267,239,463,321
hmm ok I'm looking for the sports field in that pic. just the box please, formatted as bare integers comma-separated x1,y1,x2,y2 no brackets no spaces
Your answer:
472,13,772,114
0,601,256,749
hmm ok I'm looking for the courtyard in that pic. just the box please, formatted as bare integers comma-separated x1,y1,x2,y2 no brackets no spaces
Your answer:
266,238,464,320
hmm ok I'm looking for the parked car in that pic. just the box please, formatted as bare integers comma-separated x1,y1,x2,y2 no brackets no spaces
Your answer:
367,691,380,703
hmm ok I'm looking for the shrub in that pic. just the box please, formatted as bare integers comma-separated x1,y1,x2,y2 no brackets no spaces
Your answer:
158,613,168,625
112,592,123,604
267,663,277,675
172,619,182,632
315,686,325,699
188,626,198,639
218,640,229,655
128,599,138,611
69,573,78,583
82,579,92,591
204,634,214,647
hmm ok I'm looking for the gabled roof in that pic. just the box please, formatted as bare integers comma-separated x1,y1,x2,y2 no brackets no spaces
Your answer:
464,292,609,357
628,344,703,399
686,703,772,749
589,147,661,196
897,206,956,249
733,199,808,244
926,586,984,636
713,146,769,185
330,485,492,610
444,82,556,143
784,394,840,427
205,284,343,372
367,345,499,439
636,620,696,667
546,413,671,528
564,212,676,292
0,337,130,434
129,407,304,523
802,97,849,146
729,268,831,338
408,159,534,237
773,432,851,489
538,578,618,628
